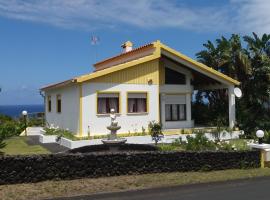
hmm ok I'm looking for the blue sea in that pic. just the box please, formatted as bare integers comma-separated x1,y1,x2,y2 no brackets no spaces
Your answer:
0,105,44,118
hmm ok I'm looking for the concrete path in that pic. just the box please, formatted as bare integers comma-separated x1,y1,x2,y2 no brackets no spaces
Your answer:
50,176,270,200
20,127,42,136
57,131,242,149
26,136,68,153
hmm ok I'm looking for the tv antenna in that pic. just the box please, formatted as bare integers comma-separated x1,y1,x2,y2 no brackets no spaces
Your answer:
91,35,100,63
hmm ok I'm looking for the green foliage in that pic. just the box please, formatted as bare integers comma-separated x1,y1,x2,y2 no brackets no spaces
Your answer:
142,126,146,135
44,127,76,141
0,114,13,123
158,144,181,151
194,33,270,135
0,115,25,140
27,118,43,127
0,138,6,155
262,131,270,144
181,133,217,151
148,121,163,145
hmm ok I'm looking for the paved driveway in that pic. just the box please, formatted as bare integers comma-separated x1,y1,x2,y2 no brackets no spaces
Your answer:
51,176,270,200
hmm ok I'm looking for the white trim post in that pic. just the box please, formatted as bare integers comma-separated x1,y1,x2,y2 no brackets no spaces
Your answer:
228,86,236,129
186,93,192,122
160,93,166,128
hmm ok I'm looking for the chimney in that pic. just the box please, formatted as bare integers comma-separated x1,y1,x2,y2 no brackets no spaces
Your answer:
121,41,133,53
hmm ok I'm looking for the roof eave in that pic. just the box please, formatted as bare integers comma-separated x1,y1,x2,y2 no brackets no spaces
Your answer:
40,79,77,91
159,43,240,86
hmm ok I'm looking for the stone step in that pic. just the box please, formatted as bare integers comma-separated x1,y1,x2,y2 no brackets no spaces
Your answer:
20,127,43,136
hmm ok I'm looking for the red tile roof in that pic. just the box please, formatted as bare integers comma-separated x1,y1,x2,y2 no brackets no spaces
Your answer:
94,42,154,68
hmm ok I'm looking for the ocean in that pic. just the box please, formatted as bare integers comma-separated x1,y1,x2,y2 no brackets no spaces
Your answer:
0,105,44,118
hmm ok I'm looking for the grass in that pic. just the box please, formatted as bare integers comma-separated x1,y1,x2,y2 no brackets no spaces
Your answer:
2,137,50,155
229,139,250,150
0,168,270,200
158,143,184,151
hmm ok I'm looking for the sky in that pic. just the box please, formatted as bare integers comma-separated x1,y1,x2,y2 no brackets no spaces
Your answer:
0,0,269,105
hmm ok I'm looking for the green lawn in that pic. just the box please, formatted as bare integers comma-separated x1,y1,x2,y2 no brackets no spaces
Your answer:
229,139,250,150
2,137,50,155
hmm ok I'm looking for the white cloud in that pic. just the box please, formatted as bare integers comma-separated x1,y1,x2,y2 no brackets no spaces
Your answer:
0,0,269,33
231,0,270,34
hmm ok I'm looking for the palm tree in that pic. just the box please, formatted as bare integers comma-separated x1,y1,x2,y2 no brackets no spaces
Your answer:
196,34,251,83
194,33,270,133
194,34,252,126
240,33,270,132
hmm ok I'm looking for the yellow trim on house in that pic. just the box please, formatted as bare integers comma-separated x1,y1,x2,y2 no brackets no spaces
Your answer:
90,59,160,85
157,60,161,123
79,84,83,137
96,91,121,115
261,151,265,168
76,54,160,83
121,41,133,48
158,43,240,86
126,91,149,114
159,59,165,85
44,40,240,92
153,40,161,57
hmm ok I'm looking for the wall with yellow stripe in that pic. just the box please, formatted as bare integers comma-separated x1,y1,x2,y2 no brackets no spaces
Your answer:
90,59,159,84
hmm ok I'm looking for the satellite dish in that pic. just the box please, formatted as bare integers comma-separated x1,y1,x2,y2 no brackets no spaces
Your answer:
234,87,242,98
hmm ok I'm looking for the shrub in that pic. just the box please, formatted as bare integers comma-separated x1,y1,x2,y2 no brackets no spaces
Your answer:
158,144,178,151
148,121,163,145
181,133,216,151
262,130,270,144
44,127,76,141
0,120,24,139
0,137,6,155
27,117,43,127
216,141,233,151
0,114,13,124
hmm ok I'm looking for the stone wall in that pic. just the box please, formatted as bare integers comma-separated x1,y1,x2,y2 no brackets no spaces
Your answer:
0,150,260,185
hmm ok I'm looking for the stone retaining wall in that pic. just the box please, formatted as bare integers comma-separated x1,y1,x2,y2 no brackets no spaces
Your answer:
0,150,260,185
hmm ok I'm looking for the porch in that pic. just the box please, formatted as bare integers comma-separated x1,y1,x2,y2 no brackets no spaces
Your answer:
159,55,237,129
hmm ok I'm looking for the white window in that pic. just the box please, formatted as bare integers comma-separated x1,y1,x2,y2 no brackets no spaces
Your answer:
56,94,61,113
127,93,147,113
47,95,51,112
97,93,120,114
165,104,186,121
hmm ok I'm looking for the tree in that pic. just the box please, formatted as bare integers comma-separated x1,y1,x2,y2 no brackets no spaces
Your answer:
148,121,163,145
194,34,251,126
194,33,270,135
240,33,270,134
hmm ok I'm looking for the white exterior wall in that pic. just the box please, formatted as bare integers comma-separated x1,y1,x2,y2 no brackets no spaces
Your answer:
160,62,194,129
45,85,80,134
82,82,159,136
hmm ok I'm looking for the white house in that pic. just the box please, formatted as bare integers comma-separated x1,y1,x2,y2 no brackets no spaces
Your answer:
41,40,240,137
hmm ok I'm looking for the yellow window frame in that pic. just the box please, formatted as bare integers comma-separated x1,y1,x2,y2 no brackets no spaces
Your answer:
96,91,121,115
126,91,149,114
